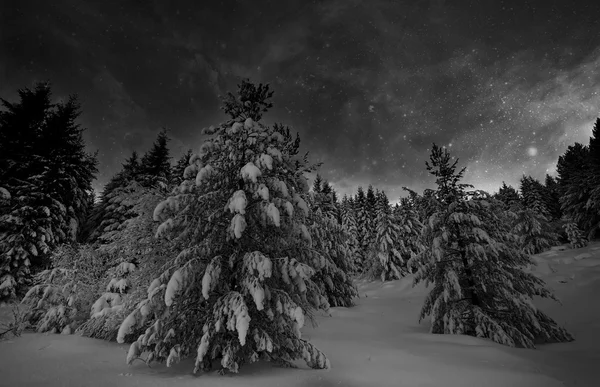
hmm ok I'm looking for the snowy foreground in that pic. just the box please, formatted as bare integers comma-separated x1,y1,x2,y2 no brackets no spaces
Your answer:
1,243,599,387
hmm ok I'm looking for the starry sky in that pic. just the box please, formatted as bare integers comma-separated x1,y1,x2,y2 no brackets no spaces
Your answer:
1,0,599,201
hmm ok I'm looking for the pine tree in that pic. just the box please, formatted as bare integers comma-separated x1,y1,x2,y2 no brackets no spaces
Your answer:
372,191,406,280
21,244,106,334
117,80,340,373
0,83,97,299
557,142,595,238
543,175,562,221
562,221,588,249
340,196,360,273
354,187,368,271
495,182,520,207
512,204,559,255
79,184,171,341
520,176,550,218
312,174,323,194
171,149,193,186
410,144,573,348
365,185,377,248
139,128,172,188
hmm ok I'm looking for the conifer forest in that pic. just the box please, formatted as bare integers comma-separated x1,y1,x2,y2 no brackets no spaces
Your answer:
1,2,600,385
1,79,599,386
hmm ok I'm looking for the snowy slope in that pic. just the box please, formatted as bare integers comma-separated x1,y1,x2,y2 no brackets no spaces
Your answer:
1,243,599,387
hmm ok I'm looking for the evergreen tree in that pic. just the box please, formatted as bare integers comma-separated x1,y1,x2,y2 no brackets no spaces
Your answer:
0,83,97,299
495,182,520,207
171,149,193,186
139,128,172,188
557,143,596,238
354,187,368,270
543,175,562,221
340,196,360,273
372,191,407,280
312,174,323,194
117,80,342,373
512,205,559,255
562,221,588,249
520,175,550,218
365,185,377,248
410,144,572,348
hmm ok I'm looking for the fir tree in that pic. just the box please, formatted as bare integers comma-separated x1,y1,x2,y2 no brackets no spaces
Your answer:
557,142,595,238
139,128,172,188
372,191,407,280
543,175,562,221
171,149,193,186
410,144,573,348
521,176,552,218
0,83,97,299
117,80,340,374
312,174,323,194
495,182,520,207
353,187,369,271
562,221,588,249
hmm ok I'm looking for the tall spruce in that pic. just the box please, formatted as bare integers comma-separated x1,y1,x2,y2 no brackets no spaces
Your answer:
0,83,97,299
116,80,351,373
410,144,573,348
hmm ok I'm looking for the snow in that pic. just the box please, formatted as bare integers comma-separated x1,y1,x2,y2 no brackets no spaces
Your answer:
195,165,214,186
231,122,244,134
256,184,269,201
266,147,282,162
0,186,10,200
117,311,137,344
231,214,247,239
244,118,254,129
165,269,184,307
2,242,600,386
293,194,309,217
241,162,262,183
258,153,273,170
228,190,247,215
266,203,280,227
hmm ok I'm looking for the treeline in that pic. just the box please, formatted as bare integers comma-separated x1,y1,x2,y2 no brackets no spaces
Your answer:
0,80,597,374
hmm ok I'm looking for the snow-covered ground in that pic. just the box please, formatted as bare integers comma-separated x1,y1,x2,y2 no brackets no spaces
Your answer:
1,242,599,387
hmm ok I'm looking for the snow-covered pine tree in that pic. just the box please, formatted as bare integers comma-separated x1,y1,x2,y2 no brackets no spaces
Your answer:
511,200,560,255
79,183,171,341
340,196,360,273
557,142,595,238
520,175,551,219
582,118,600,239
83,151,144,242
395,198,424,274
494,182,520,207
139,128,172,188
353,187,368,271
410,144,573,348
0,83,97,300
20,244,106,334
562,220,588,249
118,80,336,374
371,190,407,281
308,213,357,307
171,150,193,186
365,185,377,248
543,175,562,221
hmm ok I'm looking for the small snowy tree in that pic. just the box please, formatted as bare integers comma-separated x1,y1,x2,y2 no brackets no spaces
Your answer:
512,205,559,255
79,184,171,341
20,244,106,334
411,144,573,348
562,221,588,249
117,80,337,374
370,191,406,281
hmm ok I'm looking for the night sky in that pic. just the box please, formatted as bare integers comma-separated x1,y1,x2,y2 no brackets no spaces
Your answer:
1,0,599,201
